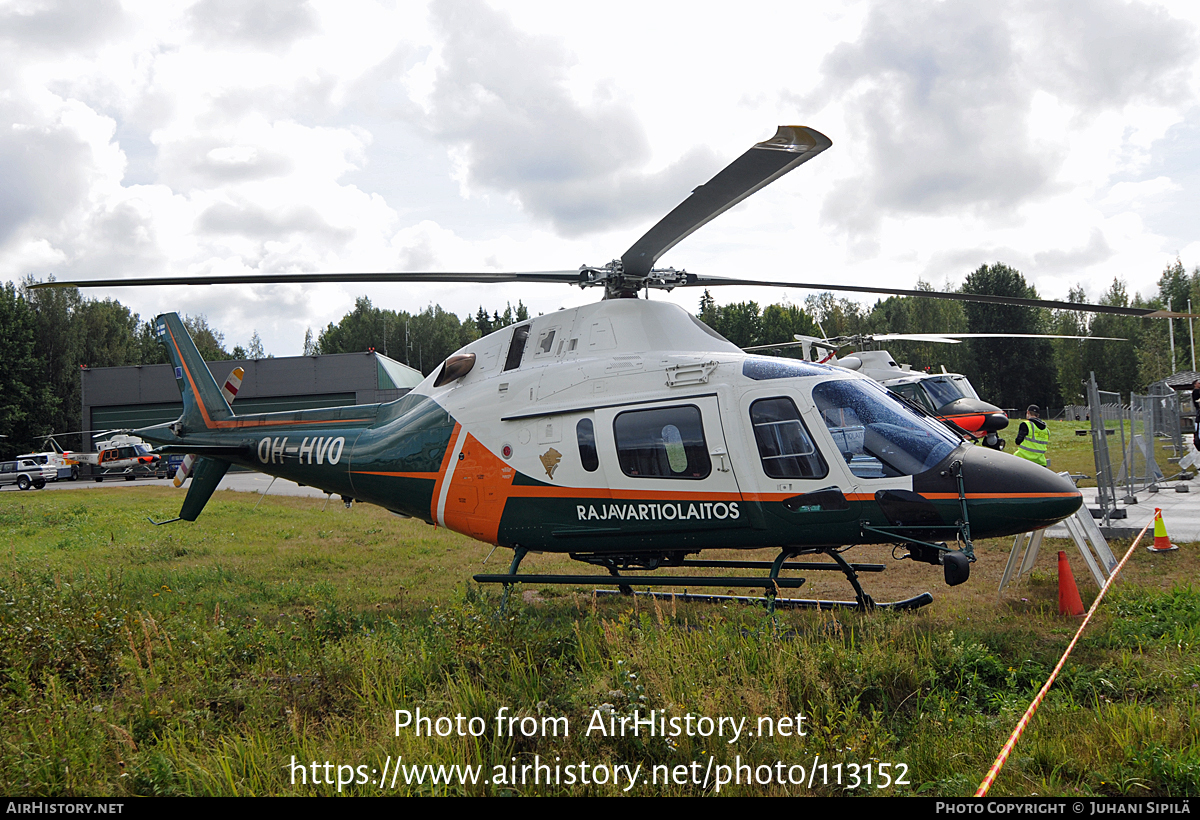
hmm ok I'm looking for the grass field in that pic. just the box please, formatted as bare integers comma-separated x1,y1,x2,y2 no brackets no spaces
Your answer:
2,487,1198,796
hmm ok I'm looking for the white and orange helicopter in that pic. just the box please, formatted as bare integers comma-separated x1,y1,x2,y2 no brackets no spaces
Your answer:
38,125,1185,610
63,434,162,481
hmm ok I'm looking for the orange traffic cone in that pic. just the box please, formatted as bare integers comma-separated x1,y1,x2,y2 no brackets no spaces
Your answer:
1057,551,1085,617
1148,508,1179,552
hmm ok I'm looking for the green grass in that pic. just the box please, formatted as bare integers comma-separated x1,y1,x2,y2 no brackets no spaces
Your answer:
1,488,1198,796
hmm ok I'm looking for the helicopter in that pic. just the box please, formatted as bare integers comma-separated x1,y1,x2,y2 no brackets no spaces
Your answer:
747,330,1124,451
43,432,163,481
746,334,1011,449
39,124,1180,610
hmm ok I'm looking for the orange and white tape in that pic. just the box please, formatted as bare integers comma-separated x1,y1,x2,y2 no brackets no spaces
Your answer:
975,519,1151,797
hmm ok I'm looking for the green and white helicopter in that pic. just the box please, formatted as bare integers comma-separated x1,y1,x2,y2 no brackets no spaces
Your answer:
46,126,1172,610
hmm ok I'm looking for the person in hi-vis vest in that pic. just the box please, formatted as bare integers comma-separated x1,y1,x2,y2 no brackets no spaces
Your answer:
1014,404,1049,468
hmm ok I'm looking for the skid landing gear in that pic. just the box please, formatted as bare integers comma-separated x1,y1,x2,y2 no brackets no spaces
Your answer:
474,547,934,613
591,589,934,611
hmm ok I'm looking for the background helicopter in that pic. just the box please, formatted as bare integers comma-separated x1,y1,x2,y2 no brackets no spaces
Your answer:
31,432,161,481
746,330,1125,450
66,433,161,481
35,125,1184,610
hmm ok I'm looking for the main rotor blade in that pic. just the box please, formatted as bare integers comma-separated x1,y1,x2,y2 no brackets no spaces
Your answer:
620,126,832,278
865,332,1126,343
915,332,1127,341
685,275,1197,319
742,331,1124,353
27,270,588,289
869,333,962,344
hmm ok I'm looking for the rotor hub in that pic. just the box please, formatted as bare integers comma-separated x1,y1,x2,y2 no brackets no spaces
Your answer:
578,260,692,299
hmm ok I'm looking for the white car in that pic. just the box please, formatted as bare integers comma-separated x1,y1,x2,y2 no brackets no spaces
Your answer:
17,451,79,481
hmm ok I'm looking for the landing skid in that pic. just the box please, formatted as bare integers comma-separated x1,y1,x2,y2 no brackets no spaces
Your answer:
473,547,934,613
592,589,935,611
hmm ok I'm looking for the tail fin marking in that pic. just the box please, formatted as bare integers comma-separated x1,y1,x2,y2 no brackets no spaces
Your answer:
155,313,234,430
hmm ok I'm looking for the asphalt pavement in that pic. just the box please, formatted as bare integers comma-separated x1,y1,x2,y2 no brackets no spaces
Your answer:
18,471,330,498
1047,479,1200,542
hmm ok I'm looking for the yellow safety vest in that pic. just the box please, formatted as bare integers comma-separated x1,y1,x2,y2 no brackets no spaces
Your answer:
1015,419,1049,467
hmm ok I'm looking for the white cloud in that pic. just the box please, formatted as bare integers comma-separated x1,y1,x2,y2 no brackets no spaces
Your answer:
1,0,1199,355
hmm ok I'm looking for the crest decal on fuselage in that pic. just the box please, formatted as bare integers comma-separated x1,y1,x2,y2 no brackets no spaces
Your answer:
539,447,562,480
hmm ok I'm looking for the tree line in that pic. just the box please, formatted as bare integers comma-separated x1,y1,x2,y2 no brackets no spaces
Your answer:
0,278,529,457
701,262,1200,411
308,298,529,374
2,262,1196,458
0,278,242,457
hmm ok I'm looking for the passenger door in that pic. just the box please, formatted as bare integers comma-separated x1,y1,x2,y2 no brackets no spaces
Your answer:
590,396,749,533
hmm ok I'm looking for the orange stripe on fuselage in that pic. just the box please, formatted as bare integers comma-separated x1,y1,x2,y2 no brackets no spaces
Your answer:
352,471,440,479
741,491,1081,502
429,422,462,521
345,467,1080,506
441,433,517,543
167,324,370,430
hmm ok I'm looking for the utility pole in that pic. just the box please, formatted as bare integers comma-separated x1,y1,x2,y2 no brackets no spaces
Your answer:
1191,298,1196,373
1170,317,1176,374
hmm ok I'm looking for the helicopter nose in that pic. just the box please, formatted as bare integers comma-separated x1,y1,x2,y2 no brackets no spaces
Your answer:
916,445,1082,538
938,398,1009,433
959,445,1081,536
979,411,1009,433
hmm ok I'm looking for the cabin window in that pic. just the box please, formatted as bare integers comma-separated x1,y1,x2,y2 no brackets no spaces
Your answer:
503,324,530,371
613,405,710,479
921,376,973,408
576,418,599,472
749,397,828,479
742,356,833,380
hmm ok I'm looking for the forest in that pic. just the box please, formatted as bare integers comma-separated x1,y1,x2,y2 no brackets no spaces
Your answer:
1,261,1196,458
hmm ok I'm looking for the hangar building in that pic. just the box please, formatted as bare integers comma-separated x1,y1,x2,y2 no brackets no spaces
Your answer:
81,351,424,450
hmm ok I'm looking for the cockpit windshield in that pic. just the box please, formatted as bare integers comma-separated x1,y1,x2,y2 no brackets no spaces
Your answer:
921,375,978,409
812,379,961,479
949,375,978,399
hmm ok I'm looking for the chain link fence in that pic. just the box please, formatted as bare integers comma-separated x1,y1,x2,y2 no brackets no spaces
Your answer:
1086,373,1130,523
1086,374,1187,524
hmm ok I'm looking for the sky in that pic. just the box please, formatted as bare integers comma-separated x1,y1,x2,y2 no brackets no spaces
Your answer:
2,0,1199,356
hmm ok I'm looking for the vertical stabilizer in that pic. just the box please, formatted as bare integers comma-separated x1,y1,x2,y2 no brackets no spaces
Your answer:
180,457,231,521
154,313,234,430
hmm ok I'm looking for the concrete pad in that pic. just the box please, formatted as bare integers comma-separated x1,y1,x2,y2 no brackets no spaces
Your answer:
1046,480,1200,542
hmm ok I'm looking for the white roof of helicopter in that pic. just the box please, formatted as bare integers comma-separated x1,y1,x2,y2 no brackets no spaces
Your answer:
447,298,743,376
411,297,862,414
